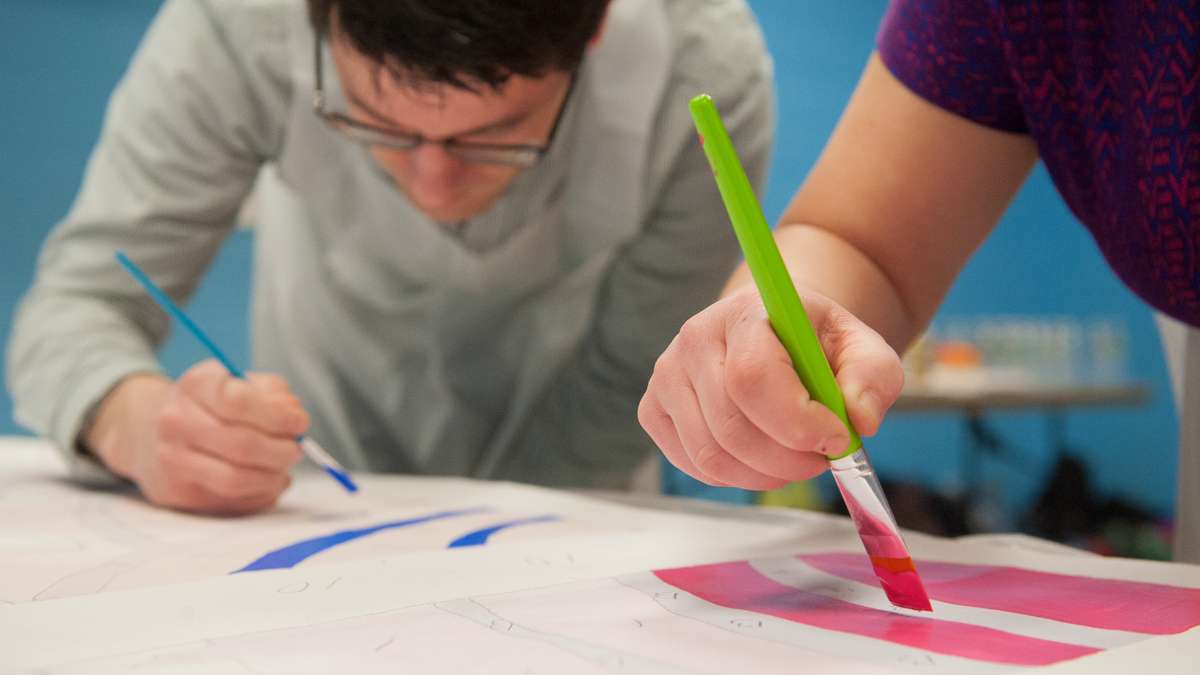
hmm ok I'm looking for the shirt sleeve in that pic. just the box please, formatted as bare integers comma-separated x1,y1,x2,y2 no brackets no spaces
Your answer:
495,2,774,489
877,0,1028,133
5,0,290,477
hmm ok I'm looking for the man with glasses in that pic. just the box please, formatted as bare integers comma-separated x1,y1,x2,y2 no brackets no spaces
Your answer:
7,0,773,514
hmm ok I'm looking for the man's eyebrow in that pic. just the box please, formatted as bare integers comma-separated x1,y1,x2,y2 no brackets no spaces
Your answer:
344,87,402,126
344,87,529,139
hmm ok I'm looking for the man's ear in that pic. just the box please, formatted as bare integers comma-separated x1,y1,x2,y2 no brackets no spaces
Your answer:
587,5,610,50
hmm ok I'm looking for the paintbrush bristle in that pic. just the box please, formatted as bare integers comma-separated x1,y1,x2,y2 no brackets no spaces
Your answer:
871,555,933,611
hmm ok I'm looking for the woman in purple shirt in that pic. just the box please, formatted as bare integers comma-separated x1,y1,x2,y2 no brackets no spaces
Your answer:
639,0,1200,562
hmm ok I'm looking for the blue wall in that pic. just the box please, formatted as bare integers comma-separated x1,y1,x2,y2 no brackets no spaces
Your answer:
0,1,1178,519
0,0,254,424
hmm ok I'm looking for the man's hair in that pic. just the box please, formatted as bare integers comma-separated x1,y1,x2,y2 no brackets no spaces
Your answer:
308,0,610,92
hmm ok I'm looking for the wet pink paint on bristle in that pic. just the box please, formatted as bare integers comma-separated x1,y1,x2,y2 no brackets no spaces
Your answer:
653,560,1098,666
871,555,933,612
835,483,930,604
800,552,1200,634
835,478,912,555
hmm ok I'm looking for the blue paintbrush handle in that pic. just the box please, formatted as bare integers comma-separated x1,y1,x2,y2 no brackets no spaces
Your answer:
115,252,245,379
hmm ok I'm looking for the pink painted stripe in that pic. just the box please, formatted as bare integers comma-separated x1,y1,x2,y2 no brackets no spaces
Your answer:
654,560,1097,666
800,552,1200,635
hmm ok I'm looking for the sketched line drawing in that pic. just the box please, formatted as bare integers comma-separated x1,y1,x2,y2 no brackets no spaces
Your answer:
33,561,141,602
75,495,161,548
435,597,697,675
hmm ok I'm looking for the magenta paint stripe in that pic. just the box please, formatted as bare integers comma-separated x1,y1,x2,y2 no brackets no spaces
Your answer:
654,560,1098,666
800,552,1200,635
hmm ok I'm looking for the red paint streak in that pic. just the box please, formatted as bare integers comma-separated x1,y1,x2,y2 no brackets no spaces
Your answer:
801,552,1200,635
871,556,932,612
654,561,1097,666
871,555,918,574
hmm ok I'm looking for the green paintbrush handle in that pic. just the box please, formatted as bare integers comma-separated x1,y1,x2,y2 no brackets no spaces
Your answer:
689,94,862,459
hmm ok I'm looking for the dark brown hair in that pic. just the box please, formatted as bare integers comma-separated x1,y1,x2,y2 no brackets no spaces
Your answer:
308,0,610,91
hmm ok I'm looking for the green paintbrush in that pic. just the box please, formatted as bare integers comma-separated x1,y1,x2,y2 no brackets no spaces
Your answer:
689,94,931,612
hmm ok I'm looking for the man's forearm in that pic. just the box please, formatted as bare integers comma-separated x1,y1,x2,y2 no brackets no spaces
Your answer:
81,374,171,478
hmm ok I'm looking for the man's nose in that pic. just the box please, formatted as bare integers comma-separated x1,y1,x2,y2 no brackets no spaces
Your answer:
407,143,460,204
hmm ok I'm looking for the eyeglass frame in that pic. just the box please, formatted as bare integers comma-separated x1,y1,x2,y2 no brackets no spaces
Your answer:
311,38,577,168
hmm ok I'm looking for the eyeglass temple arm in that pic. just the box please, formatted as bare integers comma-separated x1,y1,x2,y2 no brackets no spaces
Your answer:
312,36,327,111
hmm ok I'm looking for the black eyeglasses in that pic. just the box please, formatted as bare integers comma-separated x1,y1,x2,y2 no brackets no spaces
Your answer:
312,39,576,168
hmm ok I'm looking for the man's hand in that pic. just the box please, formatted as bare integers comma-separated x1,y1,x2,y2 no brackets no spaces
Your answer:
84,360,309,515
638,287,904,490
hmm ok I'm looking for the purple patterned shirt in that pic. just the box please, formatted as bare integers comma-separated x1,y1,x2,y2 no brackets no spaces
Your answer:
879,0,1200,326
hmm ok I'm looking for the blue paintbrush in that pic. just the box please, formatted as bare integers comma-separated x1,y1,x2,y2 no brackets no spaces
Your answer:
115,251,359,493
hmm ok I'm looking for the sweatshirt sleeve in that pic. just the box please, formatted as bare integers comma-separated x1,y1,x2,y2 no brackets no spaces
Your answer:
6,0,291,478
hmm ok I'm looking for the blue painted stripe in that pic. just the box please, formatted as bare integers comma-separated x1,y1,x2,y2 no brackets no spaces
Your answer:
447,515,561,548
235,508,486,572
